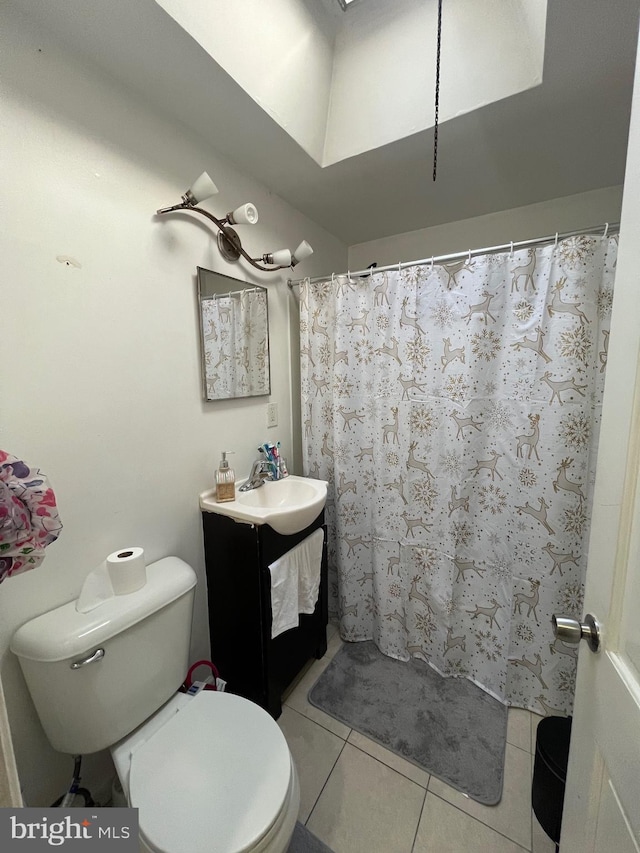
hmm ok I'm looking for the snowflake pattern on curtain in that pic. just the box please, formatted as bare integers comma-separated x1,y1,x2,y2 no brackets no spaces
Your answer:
201,289,269,399
300,236,616,716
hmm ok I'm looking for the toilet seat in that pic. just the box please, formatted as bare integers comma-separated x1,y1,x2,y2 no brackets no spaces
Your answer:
124,691,294,853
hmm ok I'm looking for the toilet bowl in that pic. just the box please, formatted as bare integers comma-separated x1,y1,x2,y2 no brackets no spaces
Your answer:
10,556,299,853
112,691,299,853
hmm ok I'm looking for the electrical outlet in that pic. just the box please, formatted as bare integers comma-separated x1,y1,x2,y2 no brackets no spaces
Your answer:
267,402,278,428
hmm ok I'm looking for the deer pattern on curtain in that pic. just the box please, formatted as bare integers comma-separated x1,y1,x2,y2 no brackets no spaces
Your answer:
300,236,616,715
201,290,269,399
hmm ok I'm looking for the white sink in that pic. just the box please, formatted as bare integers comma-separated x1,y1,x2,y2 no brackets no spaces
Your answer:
200,475,327,536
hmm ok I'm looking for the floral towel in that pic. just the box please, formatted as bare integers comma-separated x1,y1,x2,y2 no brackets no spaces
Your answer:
0,451,63,582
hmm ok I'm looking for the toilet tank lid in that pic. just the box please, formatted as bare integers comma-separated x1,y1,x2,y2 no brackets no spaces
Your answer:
10,557,197,663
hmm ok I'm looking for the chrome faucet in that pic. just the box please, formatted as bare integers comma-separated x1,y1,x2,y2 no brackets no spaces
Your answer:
239,458,274,491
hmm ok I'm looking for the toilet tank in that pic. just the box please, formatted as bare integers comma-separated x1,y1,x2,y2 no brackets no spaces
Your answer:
10,556,197,755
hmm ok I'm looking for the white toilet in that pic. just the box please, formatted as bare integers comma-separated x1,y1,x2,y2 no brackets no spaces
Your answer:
11,556,300,853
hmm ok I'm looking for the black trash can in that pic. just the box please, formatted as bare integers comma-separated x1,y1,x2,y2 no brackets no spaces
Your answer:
532,715,572,847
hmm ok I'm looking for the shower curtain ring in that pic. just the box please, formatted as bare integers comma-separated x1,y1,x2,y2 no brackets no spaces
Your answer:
430,256,434,271
603,222,609,237
468,249,471,264
554,232,559,248
509,241,514,258
398,261,402,274
331,272,335,284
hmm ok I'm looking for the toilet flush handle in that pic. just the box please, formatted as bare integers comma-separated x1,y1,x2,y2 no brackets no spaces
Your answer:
70,648,105,669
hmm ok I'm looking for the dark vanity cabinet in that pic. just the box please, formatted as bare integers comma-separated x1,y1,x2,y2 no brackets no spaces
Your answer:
201,509,328,718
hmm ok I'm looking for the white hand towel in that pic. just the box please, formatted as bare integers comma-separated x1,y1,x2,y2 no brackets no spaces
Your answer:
268,528,324,639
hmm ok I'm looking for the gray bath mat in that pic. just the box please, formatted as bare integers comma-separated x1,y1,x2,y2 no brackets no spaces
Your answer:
287,822,334,853
308,640,508,805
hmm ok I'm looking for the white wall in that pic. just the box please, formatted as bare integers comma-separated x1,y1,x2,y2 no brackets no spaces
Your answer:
156,0,546,169
157,0,338,164
324,0,545,165
0,5,347,807
348,185,623,271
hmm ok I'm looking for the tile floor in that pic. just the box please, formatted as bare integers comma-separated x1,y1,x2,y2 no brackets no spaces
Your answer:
279,625,556,853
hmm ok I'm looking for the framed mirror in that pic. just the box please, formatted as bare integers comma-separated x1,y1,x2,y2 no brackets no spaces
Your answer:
197,267,270,401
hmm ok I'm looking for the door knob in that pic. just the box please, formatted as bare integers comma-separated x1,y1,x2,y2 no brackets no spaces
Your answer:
552,613,601,653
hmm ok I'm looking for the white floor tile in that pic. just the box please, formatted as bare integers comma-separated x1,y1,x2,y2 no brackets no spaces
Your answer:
530,712,543,755
307,743,425,853
325,629,343,658
428,742,533,850
282,659,314,702
507,708,533,753
284,634,351,739
414,793,529,853
532,812,557,853
277,706,345,823
347,730,430,789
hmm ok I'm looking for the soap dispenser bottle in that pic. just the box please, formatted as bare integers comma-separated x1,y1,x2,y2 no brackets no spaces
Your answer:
216,451,236,503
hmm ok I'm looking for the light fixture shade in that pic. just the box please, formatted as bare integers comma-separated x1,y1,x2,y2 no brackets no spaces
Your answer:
292,240,314,266
270,248,292,266
189,172,218,203
231,203,259,225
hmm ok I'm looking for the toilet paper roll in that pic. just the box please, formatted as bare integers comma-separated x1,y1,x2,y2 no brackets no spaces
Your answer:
106,547,147,595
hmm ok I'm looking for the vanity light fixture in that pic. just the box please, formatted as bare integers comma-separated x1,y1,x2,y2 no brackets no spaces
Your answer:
156,172,314,272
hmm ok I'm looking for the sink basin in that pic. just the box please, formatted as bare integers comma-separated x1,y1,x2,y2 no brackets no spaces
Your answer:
199,475,328,535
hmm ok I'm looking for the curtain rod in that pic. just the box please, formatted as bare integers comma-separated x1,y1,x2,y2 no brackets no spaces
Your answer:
202,287,262,300
287,221,620,288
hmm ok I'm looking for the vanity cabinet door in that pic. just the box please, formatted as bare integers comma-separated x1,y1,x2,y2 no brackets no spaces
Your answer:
202,511,328,717
202,514,266,708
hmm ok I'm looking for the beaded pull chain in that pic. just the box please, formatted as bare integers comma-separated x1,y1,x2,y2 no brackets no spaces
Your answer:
433,0,443,181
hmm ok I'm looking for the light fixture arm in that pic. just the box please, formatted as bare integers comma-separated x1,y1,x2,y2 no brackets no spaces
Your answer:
156,203,291,272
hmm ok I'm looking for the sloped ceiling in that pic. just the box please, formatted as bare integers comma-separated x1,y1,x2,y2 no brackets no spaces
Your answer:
156,0,547,168
13,0,640,245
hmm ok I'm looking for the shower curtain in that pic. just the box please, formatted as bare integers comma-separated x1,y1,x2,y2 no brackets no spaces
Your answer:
300,236,616,715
